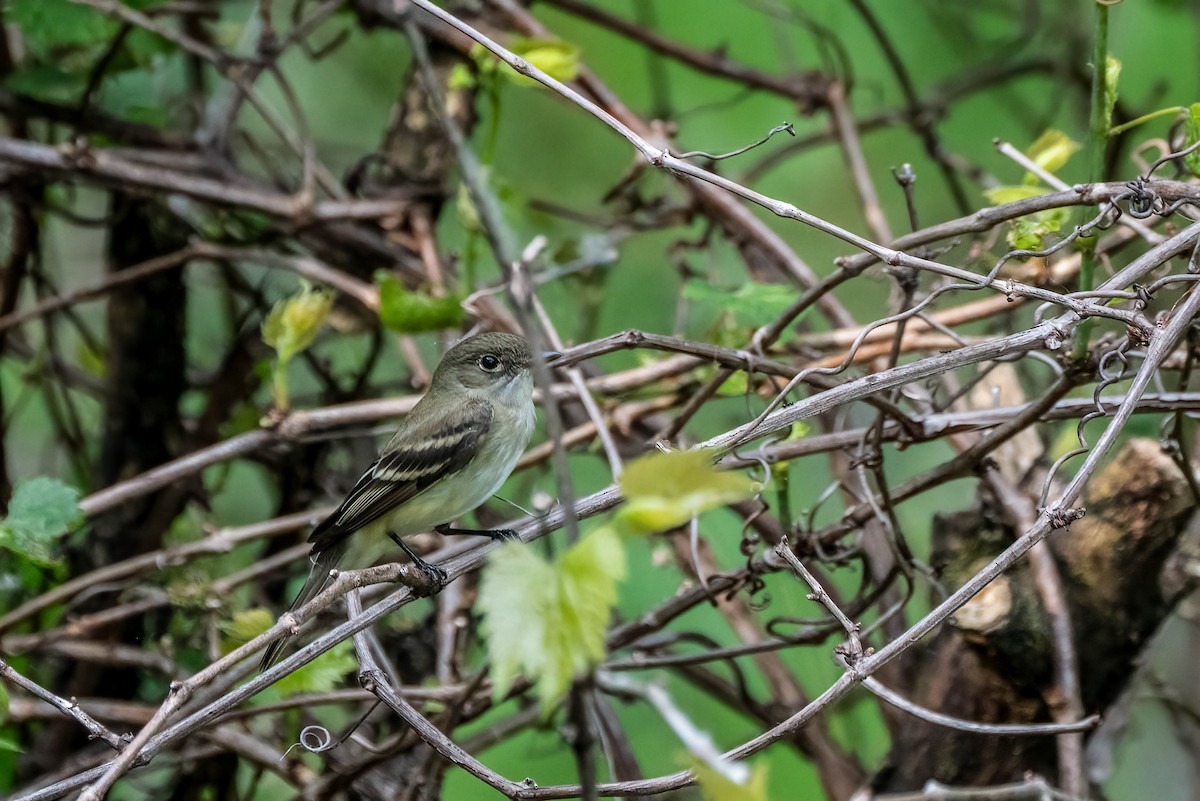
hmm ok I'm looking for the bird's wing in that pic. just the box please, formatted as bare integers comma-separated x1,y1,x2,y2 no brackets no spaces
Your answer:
307,397,493,554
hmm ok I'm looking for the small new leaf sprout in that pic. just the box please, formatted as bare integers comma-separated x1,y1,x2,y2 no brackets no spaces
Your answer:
984,130,1082,252
479,525,626,715
618,449,759,534
261,282,334,411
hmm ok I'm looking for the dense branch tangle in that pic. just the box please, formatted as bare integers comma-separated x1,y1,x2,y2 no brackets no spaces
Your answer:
1,2,1199,801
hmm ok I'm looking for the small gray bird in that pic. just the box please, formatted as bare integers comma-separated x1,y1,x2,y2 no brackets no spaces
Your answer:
261,332,536,669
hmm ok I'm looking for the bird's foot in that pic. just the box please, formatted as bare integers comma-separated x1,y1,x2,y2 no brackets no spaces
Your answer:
436,524,521,543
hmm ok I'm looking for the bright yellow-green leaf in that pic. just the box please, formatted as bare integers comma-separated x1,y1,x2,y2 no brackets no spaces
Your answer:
1184,103,1200,177
984,185,1044,206
694,758,769,801
1025,130,1080,178
447,62,476,91
261,282,333,364
983,185,1068,251
220,608,357,702
482,36,580,86
374,271,463,334
479,526,626,714
619,449,758,533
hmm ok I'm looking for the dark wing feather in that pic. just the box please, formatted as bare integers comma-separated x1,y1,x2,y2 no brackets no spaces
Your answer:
307,398,492,554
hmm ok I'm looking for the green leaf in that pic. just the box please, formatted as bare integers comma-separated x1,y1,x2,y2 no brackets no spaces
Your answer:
619,449,758,533
694,759,769,801
220,608,357,701
8,0,118,57
1024,130,1080,179
219,608,276,648
0,732,20,753
683,279,798,328
1102,56,1121,131
3,65,88,102
984,185,1045,206
261,282,333,364
0,477,84,566
448,63,477,90
983,185,1069,251
1184,103,1200,177
375,272,463,334
479,36,581,87
0,681,9,726
479,526,626,714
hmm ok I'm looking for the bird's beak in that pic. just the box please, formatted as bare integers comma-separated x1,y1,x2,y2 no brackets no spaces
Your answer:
541,350,563,365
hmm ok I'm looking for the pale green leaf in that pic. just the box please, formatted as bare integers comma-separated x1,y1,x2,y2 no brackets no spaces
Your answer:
455,181,483,233
479,527,626,714
219,608,276,650
1184,103,1200,177
1025,130,1080,178
0,477,84,566
220,607,357,701
1102,56,1121,130
261,283,333,364
683,279,799,327
619,449,758,533
694,759,769,801
375,272,464,334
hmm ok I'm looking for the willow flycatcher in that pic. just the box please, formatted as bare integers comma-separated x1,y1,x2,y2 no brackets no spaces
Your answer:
260,332,536,669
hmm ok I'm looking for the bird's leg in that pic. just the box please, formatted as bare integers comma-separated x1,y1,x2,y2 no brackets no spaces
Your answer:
435,523,521,543
387,532,447,591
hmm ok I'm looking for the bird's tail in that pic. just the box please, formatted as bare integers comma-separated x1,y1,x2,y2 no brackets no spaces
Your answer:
259,545,343,671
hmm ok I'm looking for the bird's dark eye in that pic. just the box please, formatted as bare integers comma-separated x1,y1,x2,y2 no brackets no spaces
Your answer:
478,354,502,372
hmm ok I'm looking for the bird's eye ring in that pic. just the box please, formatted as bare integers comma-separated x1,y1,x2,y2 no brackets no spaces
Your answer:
478,354,502,372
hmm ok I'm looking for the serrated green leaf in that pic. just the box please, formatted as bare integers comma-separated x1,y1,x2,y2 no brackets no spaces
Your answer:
694,758,769,801
220,608,357,701
618,449,758,533
1025,130,1080,178
375,272,463,334
1184,103,1200,177
1102,56,1121,130
480,526,626,714
0,477,84,566
683,279,798,328
219,608,276,649
261,283,333,364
